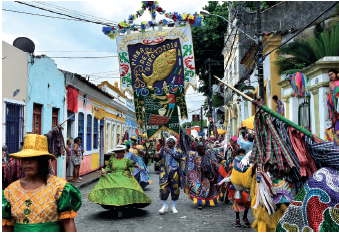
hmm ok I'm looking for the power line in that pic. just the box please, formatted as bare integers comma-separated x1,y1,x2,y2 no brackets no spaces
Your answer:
33,1,119,25
47,56,118,58
14,1,115,27
2,8,89,22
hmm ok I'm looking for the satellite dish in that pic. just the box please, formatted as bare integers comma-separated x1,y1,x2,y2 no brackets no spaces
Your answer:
13,37,35,53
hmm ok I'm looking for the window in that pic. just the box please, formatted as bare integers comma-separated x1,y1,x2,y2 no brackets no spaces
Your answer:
78,112,84,148
52,108,59,129
298,98,310,131
5,102,25,154
112,124,116,149
106,123,111,151
93,117,98,149
87,115,92,151
33,103,42,135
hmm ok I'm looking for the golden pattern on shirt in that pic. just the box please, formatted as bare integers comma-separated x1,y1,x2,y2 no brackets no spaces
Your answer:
129,145,144,157
4,175,67,224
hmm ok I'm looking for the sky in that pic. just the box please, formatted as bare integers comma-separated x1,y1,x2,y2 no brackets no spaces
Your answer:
2,0,211,124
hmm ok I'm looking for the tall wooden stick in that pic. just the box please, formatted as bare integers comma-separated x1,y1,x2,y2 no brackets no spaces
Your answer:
215,75,325,142
57,113,75,127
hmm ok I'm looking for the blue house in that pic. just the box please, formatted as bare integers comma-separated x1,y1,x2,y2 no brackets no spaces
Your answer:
26,54,66,178
126,99,138,137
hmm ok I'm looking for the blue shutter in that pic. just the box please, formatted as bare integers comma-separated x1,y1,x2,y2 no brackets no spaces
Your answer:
87,115,92,151
78,113,84,148
93,117,98,149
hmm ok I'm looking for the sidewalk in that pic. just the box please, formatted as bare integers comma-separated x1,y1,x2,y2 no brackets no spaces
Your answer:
67,171,101,189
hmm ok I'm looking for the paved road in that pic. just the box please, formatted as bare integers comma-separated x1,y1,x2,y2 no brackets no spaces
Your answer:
75,165,255,232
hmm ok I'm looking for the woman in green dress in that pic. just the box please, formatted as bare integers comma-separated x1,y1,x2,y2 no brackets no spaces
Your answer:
88,145,151,217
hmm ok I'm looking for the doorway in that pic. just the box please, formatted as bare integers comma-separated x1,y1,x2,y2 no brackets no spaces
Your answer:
99,120,105,166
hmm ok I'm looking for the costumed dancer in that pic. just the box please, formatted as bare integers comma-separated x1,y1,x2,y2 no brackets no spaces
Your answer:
88,145,151,218
129,136,152,185
2,134,82,232
124,143,149,189
154,136,185,214
185,143,223,210
276,167,339,232
224,148,252,227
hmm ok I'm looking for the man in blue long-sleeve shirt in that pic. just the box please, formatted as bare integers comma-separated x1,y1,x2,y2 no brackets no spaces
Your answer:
154,136,184,214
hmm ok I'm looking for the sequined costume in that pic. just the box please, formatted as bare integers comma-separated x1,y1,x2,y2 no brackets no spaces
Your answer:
184,150,223,206
277,167,339,232
2,175,81,232
156,147,185,201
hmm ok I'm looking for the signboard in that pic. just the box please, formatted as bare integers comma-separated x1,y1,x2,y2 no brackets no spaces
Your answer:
116,25,197,139
208,117,213,122
192,114,200,122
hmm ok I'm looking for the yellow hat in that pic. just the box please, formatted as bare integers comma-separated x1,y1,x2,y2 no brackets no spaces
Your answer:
130,136,138,141
9,134,57,160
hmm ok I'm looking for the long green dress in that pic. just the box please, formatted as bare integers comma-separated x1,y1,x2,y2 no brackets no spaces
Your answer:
88,157,151,208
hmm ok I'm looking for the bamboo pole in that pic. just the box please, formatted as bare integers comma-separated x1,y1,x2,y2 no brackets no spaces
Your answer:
215,75,325,142
57,113,76,127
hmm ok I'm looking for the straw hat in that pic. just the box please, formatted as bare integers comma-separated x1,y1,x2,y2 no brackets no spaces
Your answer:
130,136,138,141
9,134,56,160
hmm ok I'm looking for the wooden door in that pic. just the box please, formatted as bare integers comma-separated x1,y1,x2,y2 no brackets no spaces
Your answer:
33,104,42,135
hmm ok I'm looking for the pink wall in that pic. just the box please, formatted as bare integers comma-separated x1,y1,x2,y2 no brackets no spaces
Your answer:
77,94,93,112
80,154,92,175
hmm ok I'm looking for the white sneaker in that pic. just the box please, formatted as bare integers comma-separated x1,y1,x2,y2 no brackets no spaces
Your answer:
78,177,82,180
159,205,168,214
171,206,178,214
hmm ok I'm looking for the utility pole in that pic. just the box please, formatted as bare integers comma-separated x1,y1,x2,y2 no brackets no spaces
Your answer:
208,62,212,138
256,1,264,100
200,106,203,134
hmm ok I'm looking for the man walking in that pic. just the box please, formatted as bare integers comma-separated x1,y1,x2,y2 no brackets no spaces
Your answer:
154,136,185,214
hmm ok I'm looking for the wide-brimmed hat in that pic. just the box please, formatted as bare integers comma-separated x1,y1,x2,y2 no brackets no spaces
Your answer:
111,145,126,152
166,136,177,144
130,136,138,141
9,134,56,160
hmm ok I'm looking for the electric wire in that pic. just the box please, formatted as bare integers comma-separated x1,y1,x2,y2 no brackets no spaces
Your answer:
14,1,115,26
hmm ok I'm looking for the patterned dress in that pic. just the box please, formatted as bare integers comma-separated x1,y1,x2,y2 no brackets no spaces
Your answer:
71,145,82,166
185,151,223,207
129,146,152,184
124,152,149,189
88,157,151,208
2,175,81,232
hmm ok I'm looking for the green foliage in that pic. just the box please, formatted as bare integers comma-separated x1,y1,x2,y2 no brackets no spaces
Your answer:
182,119,207,129
314,22,324,40
274,23,339,74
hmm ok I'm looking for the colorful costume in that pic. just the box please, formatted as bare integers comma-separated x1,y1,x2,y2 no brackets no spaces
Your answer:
156,147,185,201
185,150,223,206
129,145,152,185
124,151,149,189
2,175,82,232
146,144,156,167
275,99,285,117
277,167,339,232
88,157,151,208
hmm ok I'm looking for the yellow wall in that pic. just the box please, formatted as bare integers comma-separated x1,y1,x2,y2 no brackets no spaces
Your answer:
269,48,282,112
91,153,100,170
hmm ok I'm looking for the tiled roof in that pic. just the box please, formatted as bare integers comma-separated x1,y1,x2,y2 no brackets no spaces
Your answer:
74,74,114,99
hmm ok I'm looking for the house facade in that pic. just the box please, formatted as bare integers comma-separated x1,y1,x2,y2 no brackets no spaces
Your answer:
2,41,28,155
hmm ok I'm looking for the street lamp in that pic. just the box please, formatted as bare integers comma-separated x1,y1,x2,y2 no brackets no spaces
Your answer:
200,10,257,43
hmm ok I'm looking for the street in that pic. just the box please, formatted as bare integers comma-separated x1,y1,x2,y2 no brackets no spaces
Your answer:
75,166,255,232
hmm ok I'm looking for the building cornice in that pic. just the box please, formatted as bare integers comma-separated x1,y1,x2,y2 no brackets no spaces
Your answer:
277,78,292,90
309,81,329,94
303,58,339,80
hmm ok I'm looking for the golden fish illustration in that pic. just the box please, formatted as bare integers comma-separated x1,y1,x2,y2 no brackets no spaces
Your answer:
142,48,177,91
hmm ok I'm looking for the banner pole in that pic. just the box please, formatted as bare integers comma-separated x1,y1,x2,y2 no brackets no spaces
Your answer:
214,75,324,142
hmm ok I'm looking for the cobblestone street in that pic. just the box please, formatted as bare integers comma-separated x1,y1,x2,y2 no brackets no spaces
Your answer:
75,166,255,232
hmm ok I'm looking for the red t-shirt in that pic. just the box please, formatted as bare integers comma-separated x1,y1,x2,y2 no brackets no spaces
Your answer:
166,94,176,103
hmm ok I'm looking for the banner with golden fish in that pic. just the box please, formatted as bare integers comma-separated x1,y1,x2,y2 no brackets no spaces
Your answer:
116,25,196,139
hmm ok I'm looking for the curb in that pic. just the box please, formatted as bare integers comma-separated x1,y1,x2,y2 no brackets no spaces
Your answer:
75,176,100,189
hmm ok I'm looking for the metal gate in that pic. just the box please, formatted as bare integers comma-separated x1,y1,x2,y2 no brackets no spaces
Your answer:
5,102,25,154
298,97,311,131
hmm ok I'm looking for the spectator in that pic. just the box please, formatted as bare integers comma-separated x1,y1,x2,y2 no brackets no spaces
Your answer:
272,95,285,117
328,68,339,92
236,126,254,154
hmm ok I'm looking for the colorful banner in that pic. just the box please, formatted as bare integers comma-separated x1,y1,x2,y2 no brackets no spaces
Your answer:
116,26,196,139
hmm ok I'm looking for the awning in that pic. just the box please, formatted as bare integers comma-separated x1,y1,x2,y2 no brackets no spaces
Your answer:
241,115,255,130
